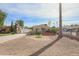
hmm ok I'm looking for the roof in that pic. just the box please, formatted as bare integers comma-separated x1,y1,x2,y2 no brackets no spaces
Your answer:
32,24,49,28
0,26,11,29
63,25,79,29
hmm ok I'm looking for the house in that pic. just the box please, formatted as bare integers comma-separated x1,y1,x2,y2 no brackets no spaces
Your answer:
0,26,11,33
62,25,79,32
62,25,79,36
22,27,31,33
0,24,23,34
32,24,50,33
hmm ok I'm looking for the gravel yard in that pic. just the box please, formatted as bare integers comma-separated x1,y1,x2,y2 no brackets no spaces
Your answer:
0,35,78,56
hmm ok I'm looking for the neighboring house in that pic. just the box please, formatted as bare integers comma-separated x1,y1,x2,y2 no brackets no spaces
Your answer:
62,25,79,36
63,25,79,30
32,24,50,33
0,23,23,34
63,25,79,32
0,26,11,33
22,27,31,33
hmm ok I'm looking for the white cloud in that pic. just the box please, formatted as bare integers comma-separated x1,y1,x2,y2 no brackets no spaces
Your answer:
9,3,79,20
0,3,79,22
62,3,79,18
3,3,59,19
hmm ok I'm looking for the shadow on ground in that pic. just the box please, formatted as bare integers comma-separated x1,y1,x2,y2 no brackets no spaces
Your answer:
30,35,62,56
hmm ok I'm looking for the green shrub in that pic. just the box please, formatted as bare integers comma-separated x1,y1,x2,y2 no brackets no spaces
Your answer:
50,27,58,33
35,32,41,35
10,32,16,34
35,34,42,38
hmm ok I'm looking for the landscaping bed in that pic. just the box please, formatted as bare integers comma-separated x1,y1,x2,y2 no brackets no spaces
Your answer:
42,31,56,36
27,35,53,41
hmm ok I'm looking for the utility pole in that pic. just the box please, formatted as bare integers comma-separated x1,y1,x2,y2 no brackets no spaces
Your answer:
59,3,62,38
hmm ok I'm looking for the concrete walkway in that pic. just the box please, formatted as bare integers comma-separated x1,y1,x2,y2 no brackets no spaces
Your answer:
0,34,26,43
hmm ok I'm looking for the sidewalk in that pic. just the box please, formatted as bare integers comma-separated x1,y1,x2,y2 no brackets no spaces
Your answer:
0,34,26,43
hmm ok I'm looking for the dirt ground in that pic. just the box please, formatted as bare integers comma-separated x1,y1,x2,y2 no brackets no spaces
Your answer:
0,35,79,56
40,37,79,56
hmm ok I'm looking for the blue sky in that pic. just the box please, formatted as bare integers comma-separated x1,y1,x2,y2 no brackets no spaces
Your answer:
0,3,79,27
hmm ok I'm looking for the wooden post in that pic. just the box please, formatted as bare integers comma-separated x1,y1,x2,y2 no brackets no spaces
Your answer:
59,3,62,38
